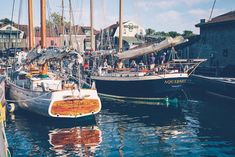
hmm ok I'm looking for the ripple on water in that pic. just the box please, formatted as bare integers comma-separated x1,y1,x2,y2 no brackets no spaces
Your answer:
5,98,235,156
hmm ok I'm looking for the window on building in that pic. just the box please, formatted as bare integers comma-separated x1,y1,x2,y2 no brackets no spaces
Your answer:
223,49,228,57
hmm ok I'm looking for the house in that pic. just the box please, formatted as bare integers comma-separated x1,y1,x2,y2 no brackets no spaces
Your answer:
178,11,235,77
0,24,25,50
96,21,146,51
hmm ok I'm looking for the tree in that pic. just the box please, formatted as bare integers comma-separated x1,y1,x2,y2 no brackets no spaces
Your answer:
46,12,70,32
182,30,194,38
145,28,156,35
168,31,180,38
0,18,15,25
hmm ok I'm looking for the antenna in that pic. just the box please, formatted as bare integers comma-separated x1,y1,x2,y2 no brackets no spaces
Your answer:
209,0,216,21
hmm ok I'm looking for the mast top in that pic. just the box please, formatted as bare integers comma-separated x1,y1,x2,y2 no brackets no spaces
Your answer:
118,0,123,52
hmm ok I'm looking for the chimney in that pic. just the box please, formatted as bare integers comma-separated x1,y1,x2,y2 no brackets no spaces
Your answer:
200,19,206,23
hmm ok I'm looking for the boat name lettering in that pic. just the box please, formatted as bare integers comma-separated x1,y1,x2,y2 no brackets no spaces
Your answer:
164,79,187,84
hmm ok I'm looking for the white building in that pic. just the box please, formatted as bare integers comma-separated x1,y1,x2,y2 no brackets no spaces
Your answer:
97,20,146,50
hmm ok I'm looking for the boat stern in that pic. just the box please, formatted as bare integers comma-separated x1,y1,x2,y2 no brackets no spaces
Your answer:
48,89,101,118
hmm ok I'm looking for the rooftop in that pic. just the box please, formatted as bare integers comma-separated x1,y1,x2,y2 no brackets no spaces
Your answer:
196,11,235,27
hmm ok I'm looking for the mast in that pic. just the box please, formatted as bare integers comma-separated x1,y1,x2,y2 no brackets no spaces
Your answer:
90,0,94,51
28,0,35,49
41,0,46,48
119,0,123,52
69,0,72,47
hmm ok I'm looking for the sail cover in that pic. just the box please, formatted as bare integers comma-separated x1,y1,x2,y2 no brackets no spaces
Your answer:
117,36,186,60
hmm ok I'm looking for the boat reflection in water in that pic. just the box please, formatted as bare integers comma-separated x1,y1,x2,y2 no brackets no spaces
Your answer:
49,126,102,156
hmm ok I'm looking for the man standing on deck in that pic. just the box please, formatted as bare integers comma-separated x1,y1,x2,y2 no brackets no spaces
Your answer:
150,53,155,70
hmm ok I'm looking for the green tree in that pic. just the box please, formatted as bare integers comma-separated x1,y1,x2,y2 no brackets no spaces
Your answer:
182,30,194,38
46,12,70,31
168,31,180,38
145,28,155,35
0,18,15,25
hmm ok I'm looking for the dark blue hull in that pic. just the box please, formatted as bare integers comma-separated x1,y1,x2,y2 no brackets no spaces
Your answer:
93,77,188,99
191,75,235,100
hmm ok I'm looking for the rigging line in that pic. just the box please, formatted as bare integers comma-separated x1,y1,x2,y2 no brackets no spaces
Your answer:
70,0,80,51
79,0,84,26
61,0,64,37
209,0,216,20
16,0,23,48
101,0,112,50
10,0,16,49
47,0,53,39
69,0,72,47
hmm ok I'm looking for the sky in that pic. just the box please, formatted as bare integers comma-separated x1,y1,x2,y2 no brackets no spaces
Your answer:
0,0,234,34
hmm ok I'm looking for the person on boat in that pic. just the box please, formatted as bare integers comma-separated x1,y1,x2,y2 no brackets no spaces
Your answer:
103,59,111,68
139,60,144,66
130,60,137,68
160,52,166,65
150,53,155,70
117,59,124,69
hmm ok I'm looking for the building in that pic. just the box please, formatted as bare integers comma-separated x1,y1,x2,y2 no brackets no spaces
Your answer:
97,20,146,51
0,22,98,53
0,24,25,50
179,11,235,77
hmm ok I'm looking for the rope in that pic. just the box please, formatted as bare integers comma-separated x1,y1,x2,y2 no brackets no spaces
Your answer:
10,0,16,49
16,0,23,47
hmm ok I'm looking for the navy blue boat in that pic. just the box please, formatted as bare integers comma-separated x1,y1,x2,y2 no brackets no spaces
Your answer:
91,59,206,102
92,73,188,100
191,74,235,101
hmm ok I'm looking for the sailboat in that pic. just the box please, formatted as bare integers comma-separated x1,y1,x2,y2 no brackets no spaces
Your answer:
90,0,206,102
7,0,101,118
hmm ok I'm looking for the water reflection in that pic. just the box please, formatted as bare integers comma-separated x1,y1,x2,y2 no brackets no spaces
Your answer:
5,95,235,156
6,109,101,156
49,126,102,156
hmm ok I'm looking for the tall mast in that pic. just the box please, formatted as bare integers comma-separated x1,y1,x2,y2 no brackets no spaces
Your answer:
61,0,64,37
28,0,35,49
41,0,46,48
119,0,123,52
90,0,94,51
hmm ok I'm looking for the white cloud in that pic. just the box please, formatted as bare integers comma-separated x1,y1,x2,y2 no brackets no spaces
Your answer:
135,0,212,10
144,10,199,33
136,0,177,10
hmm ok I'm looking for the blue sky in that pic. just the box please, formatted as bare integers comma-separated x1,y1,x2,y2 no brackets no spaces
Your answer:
0,0,234,34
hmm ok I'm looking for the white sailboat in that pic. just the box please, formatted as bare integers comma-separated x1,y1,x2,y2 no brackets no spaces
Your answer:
7,0,101,118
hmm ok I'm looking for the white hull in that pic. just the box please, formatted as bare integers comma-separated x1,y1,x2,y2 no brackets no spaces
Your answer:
8,81,101,118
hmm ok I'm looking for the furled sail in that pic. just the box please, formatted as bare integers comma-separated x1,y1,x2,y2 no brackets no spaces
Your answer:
117,36,186,60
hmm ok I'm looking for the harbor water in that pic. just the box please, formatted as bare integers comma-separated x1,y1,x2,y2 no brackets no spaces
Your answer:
5,91,235,157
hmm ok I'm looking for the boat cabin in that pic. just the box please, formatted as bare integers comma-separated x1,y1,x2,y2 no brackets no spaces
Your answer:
13,71,62,91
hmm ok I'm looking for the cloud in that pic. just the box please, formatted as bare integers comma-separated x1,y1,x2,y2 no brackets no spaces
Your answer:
135,0,177,10
189,8,227,20
135,0,212,10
